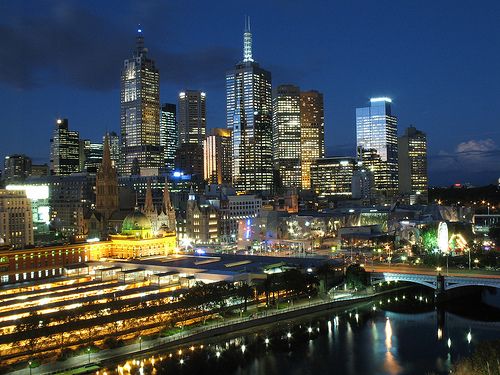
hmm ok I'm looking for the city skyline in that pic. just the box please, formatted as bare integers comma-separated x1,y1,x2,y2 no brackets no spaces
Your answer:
0,1,500,185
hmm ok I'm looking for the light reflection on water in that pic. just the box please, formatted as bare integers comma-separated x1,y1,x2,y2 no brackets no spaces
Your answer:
113,288,500,375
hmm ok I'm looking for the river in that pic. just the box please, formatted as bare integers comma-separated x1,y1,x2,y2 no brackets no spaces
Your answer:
116,287,500,375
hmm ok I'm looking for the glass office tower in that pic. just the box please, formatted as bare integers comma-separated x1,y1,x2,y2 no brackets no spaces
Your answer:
50,118,80,175
356,97,398,197
160,103,178,172
300,90,325,190
178,91,206,146
119,29,161,176
226,17,273,193
272,84,302,188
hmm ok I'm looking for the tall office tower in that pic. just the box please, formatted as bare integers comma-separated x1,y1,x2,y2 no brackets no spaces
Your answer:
204,128,232,184
226,17,273,193
103,132,120,167
120,28,161,176
95,137,119,223
160,103,178,171
0,189,34,249
81,140,104,173
356,97,398,198
300,90,325,190
272,84,302,189
178,91,206,145
398,126,428,204
3,155,32,182
50,118,80,175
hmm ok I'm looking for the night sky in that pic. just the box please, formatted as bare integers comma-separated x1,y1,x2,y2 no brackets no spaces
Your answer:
1,0,499,186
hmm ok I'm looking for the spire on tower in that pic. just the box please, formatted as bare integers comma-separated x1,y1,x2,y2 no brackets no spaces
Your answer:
243,15,254,63
136,24,145,55
144,179,154,213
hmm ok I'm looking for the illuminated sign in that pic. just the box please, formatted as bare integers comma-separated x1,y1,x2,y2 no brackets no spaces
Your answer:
370,97,392,103
6,185,49,200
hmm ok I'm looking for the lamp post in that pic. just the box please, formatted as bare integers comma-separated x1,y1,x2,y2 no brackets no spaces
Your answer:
87,347,91,364
474,258,479,269
139,336,142,350
28,360,32,375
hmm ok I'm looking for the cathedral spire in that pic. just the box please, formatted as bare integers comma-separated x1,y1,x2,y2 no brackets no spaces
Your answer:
144,179,154,213
243,16,254,63
162,179,173,212
102,135,112,170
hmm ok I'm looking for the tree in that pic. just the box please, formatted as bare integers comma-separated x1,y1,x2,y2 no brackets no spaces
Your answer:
15,310,43,355
345,264,368,290
316,263,336,295
235,283,254,312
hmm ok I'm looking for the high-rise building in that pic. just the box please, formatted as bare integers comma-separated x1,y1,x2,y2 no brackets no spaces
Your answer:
160,103,178,172
352,169,375,205
174,143,204,178
310,157,357,198
356,97,398,197
81,140,104,173
300,90,325,190
3,154,32,182
50,118,80,175
0,189,34,249
178,91,206,146
120,29,161,176
226,17,273,193
272,84,302,189
103,132,120,168
204,128,232,184
398,126,428,204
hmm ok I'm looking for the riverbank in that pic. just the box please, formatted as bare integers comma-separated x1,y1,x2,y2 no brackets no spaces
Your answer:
6,286,408,375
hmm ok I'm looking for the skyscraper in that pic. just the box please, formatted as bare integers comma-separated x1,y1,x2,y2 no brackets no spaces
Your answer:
3,154,32,182
178,91,206,146
50,118,80,175
204,128,232,184
398,126,428,204
0,189,34,249
272,84,302,189
160,103,178,172
310,157,357,198
356,98,398,197
80,140,104,173
300,90,325,190
226,17,273,193
119,28,161,176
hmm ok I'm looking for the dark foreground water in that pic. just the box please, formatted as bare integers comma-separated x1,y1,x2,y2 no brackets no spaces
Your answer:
118,287,500,375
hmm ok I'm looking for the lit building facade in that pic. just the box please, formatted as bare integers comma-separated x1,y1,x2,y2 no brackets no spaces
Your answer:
50,119,80,175
272,84,302,188
226,18,273,193
204,128,232,184
120,29,161,176
174,143,204,179
160,103,178,172
300,90,325,190
0,190,34,249
178,91,206,146
356,98,398,197
398,126,428,204
352,169,375,205
81,140,103,173
3,155,32,182
310,157,357,198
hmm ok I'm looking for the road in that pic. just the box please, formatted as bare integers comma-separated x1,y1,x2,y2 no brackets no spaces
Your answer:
367,263,500,279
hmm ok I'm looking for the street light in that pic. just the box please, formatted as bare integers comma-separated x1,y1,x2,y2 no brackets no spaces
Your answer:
28,360,32,375
436,266,442,275
139,336,142,350
474,258,479,269
87,347,91,364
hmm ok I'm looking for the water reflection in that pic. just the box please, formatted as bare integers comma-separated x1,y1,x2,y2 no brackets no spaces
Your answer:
109,287,500,375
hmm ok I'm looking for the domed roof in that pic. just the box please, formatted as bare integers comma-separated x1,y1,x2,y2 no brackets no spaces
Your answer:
121,210,152,232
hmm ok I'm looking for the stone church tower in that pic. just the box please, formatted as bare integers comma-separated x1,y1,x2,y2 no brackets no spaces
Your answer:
95,136,119,222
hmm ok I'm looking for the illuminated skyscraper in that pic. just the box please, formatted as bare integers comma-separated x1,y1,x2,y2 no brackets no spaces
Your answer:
50,118,80,175
204,128,232,184
3,154,32,182
80,140,103,173
119,28,161,176
226,17,273,193
310,157,357,198
178,91,206,146
356,98,398,197
300,90,325,190
160,103,178,172
272,84,301,188
103,132,120,168
398,126,428,204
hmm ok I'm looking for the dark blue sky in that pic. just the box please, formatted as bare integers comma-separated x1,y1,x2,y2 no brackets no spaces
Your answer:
1,0,499,186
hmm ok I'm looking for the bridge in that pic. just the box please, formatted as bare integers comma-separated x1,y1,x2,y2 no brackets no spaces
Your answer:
368,265,500,293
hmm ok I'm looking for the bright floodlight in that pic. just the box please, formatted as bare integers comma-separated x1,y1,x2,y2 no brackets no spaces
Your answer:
370,97,392,103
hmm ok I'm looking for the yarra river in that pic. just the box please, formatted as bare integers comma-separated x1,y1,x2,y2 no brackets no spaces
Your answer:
114,287,500,375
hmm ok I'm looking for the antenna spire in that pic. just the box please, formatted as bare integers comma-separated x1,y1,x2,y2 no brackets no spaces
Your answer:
243,16,254,63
